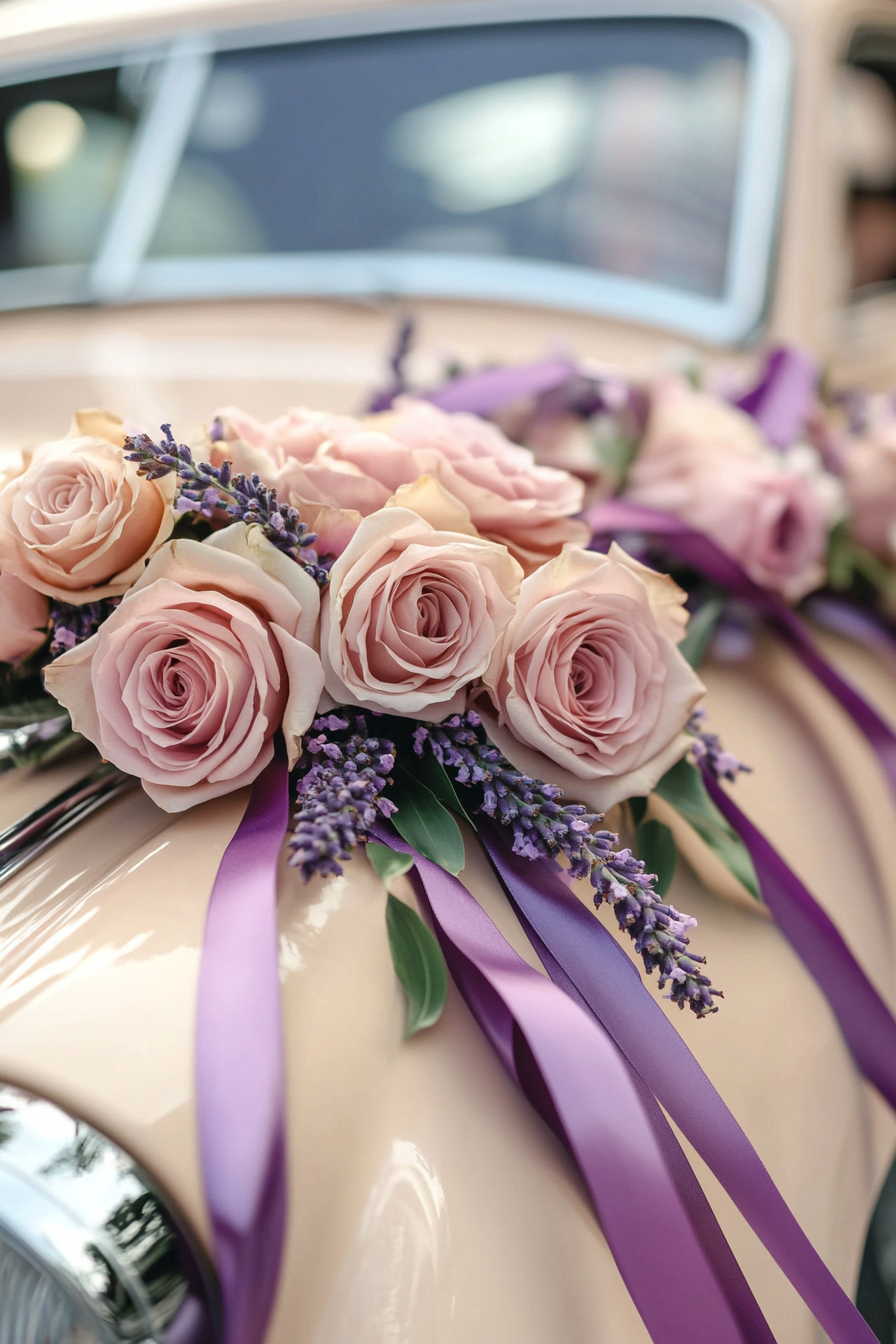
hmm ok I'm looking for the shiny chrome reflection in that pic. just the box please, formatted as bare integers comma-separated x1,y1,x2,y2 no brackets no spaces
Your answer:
0,762,137,886
0,1083,220,1342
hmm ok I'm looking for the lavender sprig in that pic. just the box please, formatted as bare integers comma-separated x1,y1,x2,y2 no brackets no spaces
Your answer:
288,712,398,881
124,425,329,586
48,598,121,658
687,709,752,783
415,711,720,1017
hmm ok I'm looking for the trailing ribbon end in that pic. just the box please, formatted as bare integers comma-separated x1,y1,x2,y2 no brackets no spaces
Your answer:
195,749,290,1344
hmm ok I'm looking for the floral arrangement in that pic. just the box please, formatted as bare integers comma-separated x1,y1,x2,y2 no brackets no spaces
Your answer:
0,392,756,1026
3,347,896,1344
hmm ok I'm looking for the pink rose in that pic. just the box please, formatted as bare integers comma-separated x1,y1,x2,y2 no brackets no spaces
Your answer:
322,506,522,717
0,572,49,663
212,404,366,470
372,399,588,571
481,544,705,810
625,380,839,603
0,436,175,603
44,524,324,811
840,400,896,556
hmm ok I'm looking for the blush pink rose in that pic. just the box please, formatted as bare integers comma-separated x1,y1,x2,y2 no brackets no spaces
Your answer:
0,436,176,603
44,524,324,811
840,400,896,557
624,379,839,603
481,543,705,810
214,404,364,467
322,506,522,717
371,399,588,571
0,572,49,663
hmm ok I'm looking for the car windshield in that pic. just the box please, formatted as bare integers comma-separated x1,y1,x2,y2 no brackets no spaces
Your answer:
152,17,748,300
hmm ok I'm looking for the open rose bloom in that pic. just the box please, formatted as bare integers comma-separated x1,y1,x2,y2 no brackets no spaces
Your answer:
481,543,705,810
45,526,324,810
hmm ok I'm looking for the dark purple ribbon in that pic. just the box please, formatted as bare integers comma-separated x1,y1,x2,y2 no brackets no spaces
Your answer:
477,823,878,1344
370,823,764,1344
195,751,289,1344
587,500,896,1090
733,346,819,450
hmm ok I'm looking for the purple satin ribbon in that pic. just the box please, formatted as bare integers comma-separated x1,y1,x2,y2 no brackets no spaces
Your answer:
195,750,289,1344
370,823,765,1344
698,765,896,1110
587,500,896,1092
427,359,577,416
478,822,878,1344
733,346,819,450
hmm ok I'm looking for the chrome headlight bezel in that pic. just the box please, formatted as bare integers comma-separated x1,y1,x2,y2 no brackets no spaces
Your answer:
0,1081,220,1343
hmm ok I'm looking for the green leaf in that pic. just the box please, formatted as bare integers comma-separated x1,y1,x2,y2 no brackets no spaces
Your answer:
407,751,474,826
628,796,648,827
653,758,760,901
388,772,465,875
366,842,414,889
0,698,69,729
636,819,677,897
679,599,726,670
386,893,448,1036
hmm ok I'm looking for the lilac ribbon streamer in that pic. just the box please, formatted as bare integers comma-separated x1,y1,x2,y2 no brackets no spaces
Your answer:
196,751,289,1344
477,823,879,1344
699,765,896,1110
369,823,759,1344
733,346,819,450
427,359,577,416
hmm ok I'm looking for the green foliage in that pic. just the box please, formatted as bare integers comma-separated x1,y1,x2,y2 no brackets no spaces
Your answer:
385,893,448,1036
679,598,726,670
636,818,677,897
389,771,465,876
654,758,760,901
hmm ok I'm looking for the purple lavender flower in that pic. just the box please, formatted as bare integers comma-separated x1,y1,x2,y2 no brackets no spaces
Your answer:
415,710,720,1017
288,712,398,881
124,425,329,586
48,598,121,659
367,315,415,412
687,709,752,783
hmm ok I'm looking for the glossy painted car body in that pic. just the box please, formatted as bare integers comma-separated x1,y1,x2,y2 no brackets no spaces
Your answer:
2,2,896,1341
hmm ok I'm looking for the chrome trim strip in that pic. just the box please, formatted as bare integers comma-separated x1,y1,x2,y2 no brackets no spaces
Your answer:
0,762,137,886
129,247,756,345
90,34,214,302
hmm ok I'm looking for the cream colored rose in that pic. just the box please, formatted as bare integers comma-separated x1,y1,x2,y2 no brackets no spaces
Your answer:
322,506,522,718
0,436,175,603
44,524,324,812
481,543,705,811
0,572,49,663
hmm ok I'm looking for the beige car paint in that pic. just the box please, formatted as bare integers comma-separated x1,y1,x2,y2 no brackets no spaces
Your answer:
1,1,896,1339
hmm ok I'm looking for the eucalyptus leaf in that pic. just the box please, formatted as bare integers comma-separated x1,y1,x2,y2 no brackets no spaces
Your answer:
389,772,465,875
679,599,726,670
653,758,760,901
636,818,677,897
386,893,448,1036
366,842,414,889
407,751,474,826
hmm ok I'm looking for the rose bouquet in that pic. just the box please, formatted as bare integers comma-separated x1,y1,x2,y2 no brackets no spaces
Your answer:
0,378,893,1344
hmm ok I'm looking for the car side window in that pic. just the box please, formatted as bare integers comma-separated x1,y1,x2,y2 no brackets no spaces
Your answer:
0,64,150,271
841,33,896,296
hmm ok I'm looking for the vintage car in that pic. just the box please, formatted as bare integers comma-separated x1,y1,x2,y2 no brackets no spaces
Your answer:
4,0,896,1342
